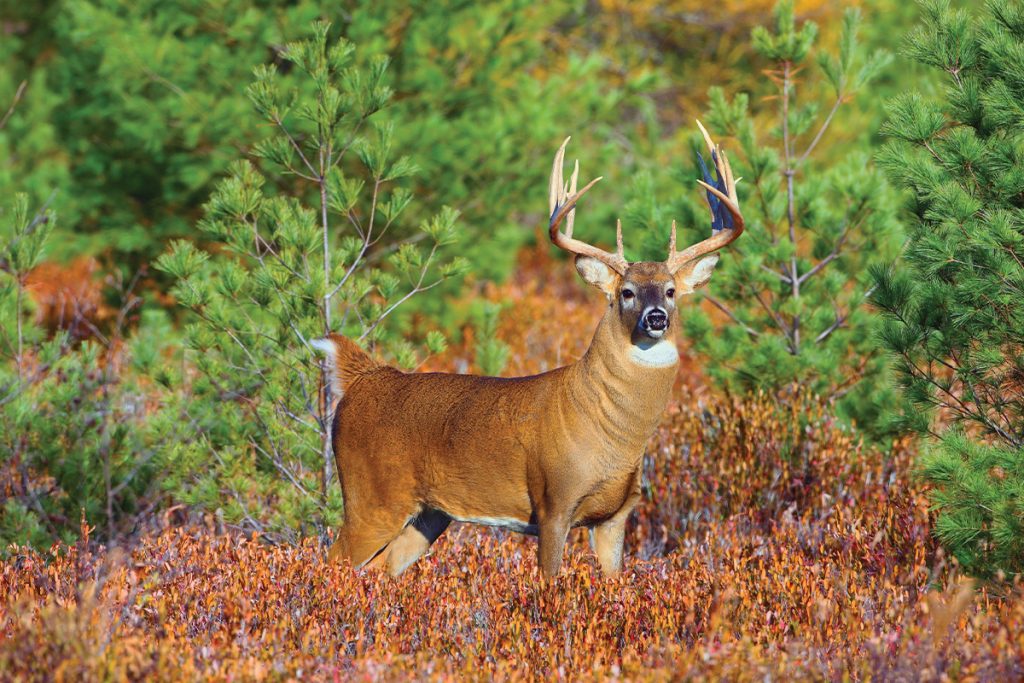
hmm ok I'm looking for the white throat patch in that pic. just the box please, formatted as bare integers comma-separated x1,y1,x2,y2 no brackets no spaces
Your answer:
629,340,679,368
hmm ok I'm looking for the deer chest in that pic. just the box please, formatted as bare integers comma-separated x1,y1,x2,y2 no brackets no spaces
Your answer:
571,466,640,527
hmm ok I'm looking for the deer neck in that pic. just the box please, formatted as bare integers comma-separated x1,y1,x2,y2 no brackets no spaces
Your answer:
567,306,678,450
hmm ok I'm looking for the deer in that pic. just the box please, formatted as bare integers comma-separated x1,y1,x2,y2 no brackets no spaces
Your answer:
312,122,743,578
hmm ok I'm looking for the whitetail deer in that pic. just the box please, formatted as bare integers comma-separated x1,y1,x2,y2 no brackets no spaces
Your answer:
313,122,743,577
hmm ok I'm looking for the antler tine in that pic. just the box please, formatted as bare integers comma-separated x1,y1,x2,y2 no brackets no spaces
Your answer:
566,159,580,237
548,138,628,275
665,121,745,273
548,137,569,219
696,120,716,162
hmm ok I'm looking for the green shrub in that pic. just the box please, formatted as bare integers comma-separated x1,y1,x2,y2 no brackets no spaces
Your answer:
871,0,1024,579
2,0,651,283
0,195,180,550
631,1,900,432
157,24,466,540
472,301,510,376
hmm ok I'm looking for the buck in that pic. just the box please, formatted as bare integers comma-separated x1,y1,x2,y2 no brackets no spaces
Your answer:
313,122,743,577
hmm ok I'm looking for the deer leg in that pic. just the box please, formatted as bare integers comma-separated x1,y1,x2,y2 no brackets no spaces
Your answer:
589,515,629,575
367,509,451,577
589,477,641,576
328,504,418,570
537,510,572,578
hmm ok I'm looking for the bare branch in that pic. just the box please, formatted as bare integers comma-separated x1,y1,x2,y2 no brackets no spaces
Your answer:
359,245,442,341
798,93,843,164
815,312,846,344
272,116,319,178
752,289,794,351
781,62,800,350
0,80,27,131
799,229,850,286
705,295,760,339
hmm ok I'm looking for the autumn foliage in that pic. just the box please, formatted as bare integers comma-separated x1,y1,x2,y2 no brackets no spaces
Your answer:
3,384,1023,680
5,246,1024,680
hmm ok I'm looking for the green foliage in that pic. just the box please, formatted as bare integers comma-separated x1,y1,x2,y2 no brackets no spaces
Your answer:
752,0,820,62
2,0,650,284
921,433,1024,578
472,301,510,376
871,0,1024,579
0,0,954,553
636,1,900,431
10,0,325,258
0,196,180,550
157,25,466,540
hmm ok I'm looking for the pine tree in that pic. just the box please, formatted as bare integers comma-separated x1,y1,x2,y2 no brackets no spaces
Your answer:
0,194,182,549
3,0,651,282
156,24,466,540
871,0,1024,578
0,59,186,551
638,1,899,431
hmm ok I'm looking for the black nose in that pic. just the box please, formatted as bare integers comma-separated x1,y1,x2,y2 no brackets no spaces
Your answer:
644,309,668,331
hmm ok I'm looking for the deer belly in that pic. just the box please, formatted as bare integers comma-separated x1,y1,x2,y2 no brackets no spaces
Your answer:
442,502,537,534
421,428,537,530
426,475,535,533
448,514,537,535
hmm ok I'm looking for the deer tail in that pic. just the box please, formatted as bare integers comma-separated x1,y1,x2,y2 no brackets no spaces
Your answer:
310,334,379,397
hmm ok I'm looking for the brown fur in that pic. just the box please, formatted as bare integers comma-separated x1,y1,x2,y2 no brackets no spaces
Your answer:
318,257,717,578
318,333,379,396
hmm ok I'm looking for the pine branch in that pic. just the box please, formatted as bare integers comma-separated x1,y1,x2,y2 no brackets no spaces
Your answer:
705,295,760,338
798,91,843,164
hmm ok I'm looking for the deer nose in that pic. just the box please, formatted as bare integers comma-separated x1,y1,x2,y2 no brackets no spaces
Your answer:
643,308,668,331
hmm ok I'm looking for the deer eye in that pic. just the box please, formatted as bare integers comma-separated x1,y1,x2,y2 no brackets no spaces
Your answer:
621,289,635,300
666,288,675,298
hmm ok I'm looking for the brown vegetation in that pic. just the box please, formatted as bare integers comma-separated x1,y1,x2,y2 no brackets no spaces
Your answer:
24,256,107,337
4,250,1022,680
2,387,1022,680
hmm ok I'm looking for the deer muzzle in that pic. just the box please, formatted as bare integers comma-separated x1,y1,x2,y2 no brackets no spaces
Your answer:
641,307,669,337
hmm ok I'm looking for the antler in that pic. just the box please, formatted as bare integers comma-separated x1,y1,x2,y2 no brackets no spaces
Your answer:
549,137,629,275
665,121,745,273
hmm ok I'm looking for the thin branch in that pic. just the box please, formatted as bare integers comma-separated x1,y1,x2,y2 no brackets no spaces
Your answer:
761,264,791,284
359,245,441,341
705,295,760,339
325,223,373,301
815,313,846,344
0,190,58,276
798,92,843,164
752,289,793,350
799,198,870,287
902,350,1021,447
0,80,26,131
815,285,875,345
799,230,850,286
15,279,23,380
272,116,319,178
782,61,800,351
358,278,445,342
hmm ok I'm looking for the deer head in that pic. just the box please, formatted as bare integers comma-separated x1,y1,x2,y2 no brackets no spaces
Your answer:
548,121,744,347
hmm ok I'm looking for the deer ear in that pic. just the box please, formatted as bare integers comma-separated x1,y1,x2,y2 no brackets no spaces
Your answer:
575,255,618,295
677,254,720,292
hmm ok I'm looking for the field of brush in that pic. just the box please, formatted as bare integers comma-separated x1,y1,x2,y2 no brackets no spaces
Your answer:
2,261,1022,680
